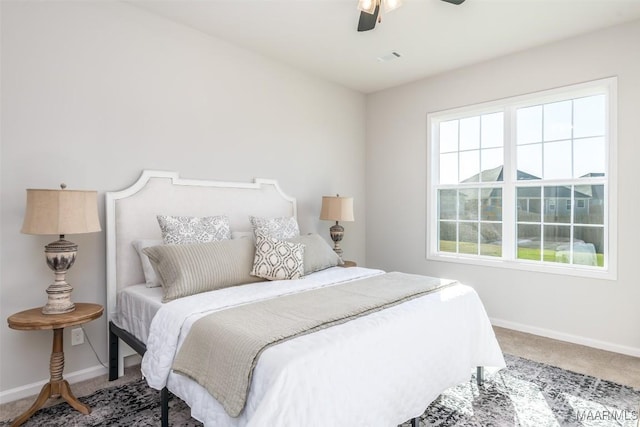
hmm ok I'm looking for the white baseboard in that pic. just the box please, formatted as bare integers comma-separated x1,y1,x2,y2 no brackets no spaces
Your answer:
0,365,108,405
491,317,640,358
0,353,142,405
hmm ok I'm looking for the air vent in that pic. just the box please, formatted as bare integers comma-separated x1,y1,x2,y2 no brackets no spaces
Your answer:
377,51,402,62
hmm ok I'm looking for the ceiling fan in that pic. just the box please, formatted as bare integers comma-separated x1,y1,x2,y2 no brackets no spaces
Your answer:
357,0,466,32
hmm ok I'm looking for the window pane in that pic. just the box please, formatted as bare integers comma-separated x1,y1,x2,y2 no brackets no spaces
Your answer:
517,143,542,179
517,187,541,222
480,148,503,181
574,226,604,266
574,95,605,138
543,140,572,179
517,105,542,145
481,112,503,148
574,137,605,178
459,222,478,255
544,186,571,224
459,116,480,151
544,100,572,141
440,120,458,153
480,222,502,257
439,152,458,184
438,189,457,220
481,188,502,221
431,80,610,273
574,184,604,225
517,224,541,261
459,150,480,182
545,224,572,264
438,221,457,253
460,188,479,220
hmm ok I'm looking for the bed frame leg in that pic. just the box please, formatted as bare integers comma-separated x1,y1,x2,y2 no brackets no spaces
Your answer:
476,366,485,386
108,322,119,381
411,417,420,427
161,387,169,427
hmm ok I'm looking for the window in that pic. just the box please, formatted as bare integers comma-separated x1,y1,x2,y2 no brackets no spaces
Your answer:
427,78,616,278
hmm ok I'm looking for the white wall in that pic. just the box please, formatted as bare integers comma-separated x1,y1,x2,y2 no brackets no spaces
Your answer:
366,20,640,356
0,1,366,398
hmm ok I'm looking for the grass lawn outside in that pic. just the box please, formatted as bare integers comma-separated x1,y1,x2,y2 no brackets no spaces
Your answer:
439,240,604,267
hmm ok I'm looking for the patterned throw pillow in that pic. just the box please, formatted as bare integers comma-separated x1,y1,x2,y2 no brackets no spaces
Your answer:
251,236,304,281
250,216,300,240
157,215,231,245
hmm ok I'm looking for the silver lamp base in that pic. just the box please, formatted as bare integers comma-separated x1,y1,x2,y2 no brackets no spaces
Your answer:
329,222,344,257
43,237,77,314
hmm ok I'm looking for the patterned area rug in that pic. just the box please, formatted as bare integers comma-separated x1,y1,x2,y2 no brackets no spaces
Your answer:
2,354,638,426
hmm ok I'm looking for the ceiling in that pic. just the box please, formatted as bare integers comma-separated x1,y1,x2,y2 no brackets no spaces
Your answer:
128,0,640,94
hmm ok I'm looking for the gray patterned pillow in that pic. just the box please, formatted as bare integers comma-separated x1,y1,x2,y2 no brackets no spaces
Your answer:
157,215,231,244
250,216,300,240
250,235,304,281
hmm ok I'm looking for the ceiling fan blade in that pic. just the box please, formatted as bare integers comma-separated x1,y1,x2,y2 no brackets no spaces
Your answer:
441,0,466,4
357,5,380,32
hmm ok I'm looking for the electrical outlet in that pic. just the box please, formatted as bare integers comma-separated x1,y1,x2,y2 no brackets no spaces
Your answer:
71,328,84,346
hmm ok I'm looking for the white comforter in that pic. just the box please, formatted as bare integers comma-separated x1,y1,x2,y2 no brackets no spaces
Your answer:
142,267,505,427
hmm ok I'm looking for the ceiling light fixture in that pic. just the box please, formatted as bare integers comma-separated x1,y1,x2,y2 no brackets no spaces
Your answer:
358,0,402,15
357,0,402,31
357,0,465,32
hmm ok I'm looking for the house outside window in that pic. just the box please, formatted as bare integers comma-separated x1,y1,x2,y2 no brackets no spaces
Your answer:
427,78,616,279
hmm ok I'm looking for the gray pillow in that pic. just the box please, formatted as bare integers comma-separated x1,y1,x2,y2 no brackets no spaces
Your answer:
143,238,262,302
287,233,344,274
157,215,231,245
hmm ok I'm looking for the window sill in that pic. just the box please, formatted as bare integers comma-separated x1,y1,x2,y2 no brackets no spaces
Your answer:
426,252,617,281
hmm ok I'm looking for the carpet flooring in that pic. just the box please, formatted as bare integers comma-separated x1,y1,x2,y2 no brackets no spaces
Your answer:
2,354,638,426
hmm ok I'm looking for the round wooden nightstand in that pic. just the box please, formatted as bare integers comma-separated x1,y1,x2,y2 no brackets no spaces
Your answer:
341,260,357,268
7,303,104,427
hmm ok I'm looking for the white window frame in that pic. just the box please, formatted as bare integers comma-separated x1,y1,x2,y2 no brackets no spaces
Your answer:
426,77,617,280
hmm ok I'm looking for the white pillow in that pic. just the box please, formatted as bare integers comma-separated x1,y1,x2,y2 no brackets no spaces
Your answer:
132,239,164,287
250,235,304,281
231,231,255,241
249,215,300,240
157,215,231,244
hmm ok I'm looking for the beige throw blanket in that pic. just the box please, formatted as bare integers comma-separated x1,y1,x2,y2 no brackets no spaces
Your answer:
172,272,457,417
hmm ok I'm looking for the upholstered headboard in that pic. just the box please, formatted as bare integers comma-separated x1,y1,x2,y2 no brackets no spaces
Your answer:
105,170,297,323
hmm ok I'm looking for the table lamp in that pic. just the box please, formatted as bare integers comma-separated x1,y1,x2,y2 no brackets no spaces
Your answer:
319,194,354,257
21,185,101,314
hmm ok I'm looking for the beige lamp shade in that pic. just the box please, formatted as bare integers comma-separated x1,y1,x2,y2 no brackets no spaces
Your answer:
320,196,355,222
21,188,101,236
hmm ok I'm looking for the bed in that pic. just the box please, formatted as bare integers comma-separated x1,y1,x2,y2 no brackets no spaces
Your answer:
106,170,505,427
